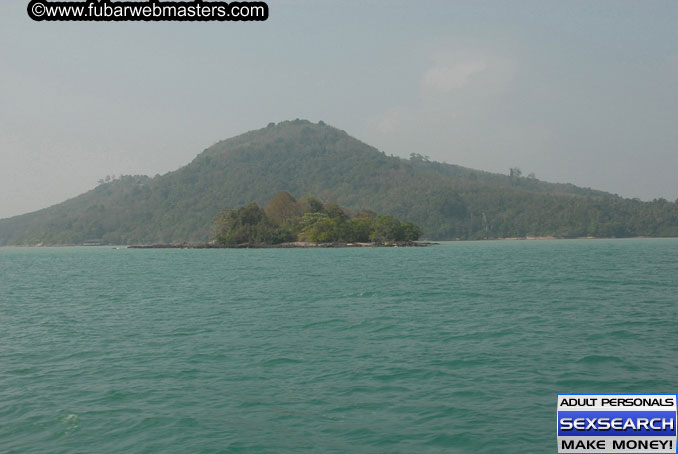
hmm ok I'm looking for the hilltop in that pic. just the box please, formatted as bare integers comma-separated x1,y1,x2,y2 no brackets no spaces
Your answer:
1,119,677,245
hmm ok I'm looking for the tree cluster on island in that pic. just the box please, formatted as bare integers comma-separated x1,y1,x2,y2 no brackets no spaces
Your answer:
212,191,422,245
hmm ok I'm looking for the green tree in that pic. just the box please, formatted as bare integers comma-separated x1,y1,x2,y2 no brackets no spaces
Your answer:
304,217,340,242
298,196,324,214
324,202,349,220
347,216,374,242
213,203,293,245
400,222,422,241
371,215,404,242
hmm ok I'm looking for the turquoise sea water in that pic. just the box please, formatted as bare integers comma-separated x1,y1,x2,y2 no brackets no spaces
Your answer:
1,239,677,453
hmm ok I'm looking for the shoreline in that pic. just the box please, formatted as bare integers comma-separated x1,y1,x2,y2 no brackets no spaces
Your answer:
128,241,437,249
455,236,665,241
2,237,677,248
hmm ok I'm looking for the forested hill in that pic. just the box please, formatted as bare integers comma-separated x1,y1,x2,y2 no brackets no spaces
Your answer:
1,119,677,245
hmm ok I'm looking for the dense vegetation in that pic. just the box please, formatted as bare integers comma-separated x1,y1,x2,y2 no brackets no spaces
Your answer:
0,119,677,245
213,192,422,245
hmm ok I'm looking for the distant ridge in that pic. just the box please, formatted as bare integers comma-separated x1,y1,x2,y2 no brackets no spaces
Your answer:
1,119,677,245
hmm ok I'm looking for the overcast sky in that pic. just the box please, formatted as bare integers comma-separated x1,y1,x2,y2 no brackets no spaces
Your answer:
1,0,677,219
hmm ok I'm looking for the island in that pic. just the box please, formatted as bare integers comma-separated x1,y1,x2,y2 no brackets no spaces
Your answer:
131,192,433,248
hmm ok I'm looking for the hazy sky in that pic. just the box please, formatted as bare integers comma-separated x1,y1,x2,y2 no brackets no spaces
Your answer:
1,0,677,219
